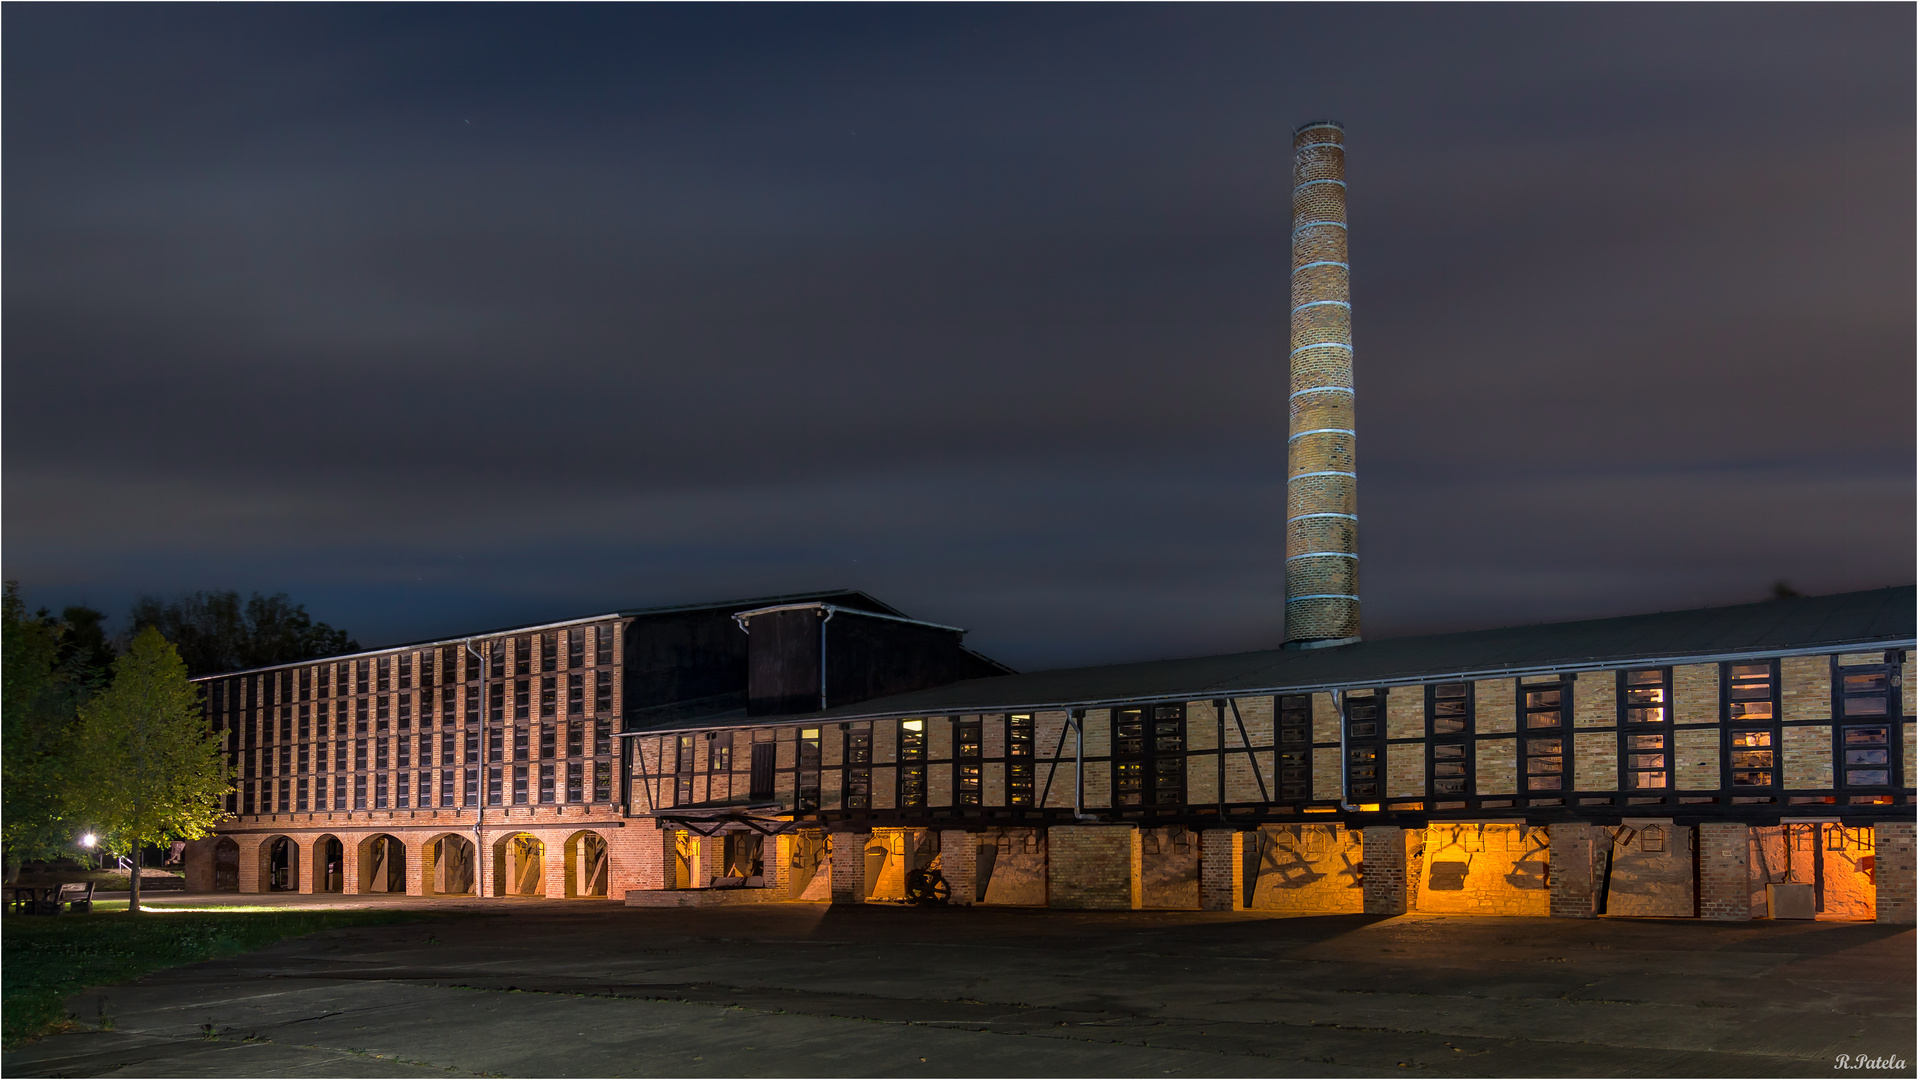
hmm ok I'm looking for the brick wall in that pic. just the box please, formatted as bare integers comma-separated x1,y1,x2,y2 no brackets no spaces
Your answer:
1548,823,1598,918
1416,823,1549,916
1780,655,1830,720
1385,742,1423,799
1573,673,1614,727
1573,731,1615,791
1874,821,1914,925
938,829,976,905
1310,693,1339,744
1048,825,1134,910
1672,663,1718,723
1246,824,1363,913
1475,679,1515,733
1673,727,1720,790
1200,829,1242,911
1782,725,1832,788
1476,739,1515,794
1697,822,1750,921
1386,690,1422,740
830,830,870,904
1361,826,1415,914
1312,746,1342,800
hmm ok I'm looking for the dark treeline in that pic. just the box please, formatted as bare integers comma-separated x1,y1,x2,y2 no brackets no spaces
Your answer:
127,591,358,677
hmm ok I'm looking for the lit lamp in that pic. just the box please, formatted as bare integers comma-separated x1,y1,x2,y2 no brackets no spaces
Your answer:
80,832,98,849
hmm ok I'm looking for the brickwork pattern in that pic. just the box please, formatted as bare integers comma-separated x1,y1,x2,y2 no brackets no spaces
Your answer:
1310,692,1340,745
1780,655,1830,721
1672,664,1719,724
1246,824,1364,913
1360,826,1414,914
1782,725,1833,788
1416,824,1550,916
1285,120,1359,644
1312,746,1342,801
830,831,870,904
1573,731,1615,791
1547,823,1598,918
1385,742,1423,799
1673,727,1719,789
1048,825,1134,910
1697,822,1750,921
1476,739,1515,794
938,829,976,906
1573,674,1615,727
1385,690,1422,740
1874,821,1915,925
1475,680,1515,733
1199,829,1243,911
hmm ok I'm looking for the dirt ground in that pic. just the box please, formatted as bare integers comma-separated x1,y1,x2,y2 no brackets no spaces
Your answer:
5,895,1913,1077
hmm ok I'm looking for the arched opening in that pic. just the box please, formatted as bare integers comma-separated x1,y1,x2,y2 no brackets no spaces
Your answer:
358,834,405,894
426,834,476,896
261,835,298,892
213,837,240,892
492,833,545,897
564,831,608,898
314,835,344,893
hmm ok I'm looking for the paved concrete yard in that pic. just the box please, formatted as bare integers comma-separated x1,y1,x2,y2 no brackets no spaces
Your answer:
7,898,1913,1077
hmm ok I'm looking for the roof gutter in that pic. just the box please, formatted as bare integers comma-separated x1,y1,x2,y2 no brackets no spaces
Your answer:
730,603,966,636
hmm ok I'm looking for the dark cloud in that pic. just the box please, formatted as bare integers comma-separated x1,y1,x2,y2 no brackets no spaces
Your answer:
5,6,1911,668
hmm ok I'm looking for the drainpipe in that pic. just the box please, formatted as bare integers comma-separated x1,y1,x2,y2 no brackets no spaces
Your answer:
1334,688,1359,813
466,638,487,899
818,608,836,712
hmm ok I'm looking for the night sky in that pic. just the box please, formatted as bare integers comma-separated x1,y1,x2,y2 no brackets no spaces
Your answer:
6,6,1912,671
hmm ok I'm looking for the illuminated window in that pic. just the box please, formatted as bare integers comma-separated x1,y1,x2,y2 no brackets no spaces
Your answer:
594,761,612,802
956,717,983,806
1839,664,1891,719
1427,683,1473,799
900,719,927,808
1841,725,1891,787
709,737,731,772
798,729,821,811
1278,695,1312,800
1115,704,1185,807
845,723,872,809
1730,730,1775,788
1008,714,1034,806
1522,682,1566,791
1620,669,1670,790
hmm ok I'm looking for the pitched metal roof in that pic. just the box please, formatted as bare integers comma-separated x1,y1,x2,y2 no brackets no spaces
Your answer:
646,585,1914,729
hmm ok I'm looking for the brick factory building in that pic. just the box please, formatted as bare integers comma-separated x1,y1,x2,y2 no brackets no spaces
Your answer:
183,122,1916,924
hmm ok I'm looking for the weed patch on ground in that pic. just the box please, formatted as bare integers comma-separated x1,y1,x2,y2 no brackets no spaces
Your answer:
2,908,434,1048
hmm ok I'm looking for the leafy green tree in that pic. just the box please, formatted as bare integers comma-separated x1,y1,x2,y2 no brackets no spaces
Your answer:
127,590,358,677
65,626,230,912
2,583,82,882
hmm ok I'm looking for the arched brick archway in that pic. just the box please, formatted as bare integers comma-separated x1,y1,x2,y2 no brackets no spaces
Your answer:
425,833,477,896
358,834,405,894
259,835,298,892
313,835,344,893
564,831,608,898
492,832,545,897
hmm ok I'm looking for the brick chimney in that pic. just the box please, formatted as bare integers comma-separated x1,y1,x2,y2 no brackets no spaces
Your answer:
1285,120,1360,647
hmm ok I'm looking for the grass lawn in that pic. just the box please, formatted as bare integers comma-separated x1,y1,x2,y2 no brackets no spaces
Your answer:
2,907,437,1049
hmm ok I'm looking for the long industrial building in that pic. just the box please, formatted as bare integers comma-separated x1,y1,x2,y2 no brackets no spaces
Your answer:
183,122,1915,924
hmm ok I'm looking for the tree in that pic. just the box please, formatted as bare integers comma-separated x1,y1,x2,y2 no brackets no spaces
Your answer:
65,626,230,913
2,583,83,882
127,590,358,677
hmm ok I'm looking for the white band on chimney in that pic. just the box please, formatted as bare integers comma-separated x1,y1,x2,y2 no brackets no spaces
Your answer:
1286,552,1359,561
1288,428,1355,442
1287,512,1357,523
1291,220,1348,232
1295,178,1347,189
1291,261,1350,274
1291,300,1351,314
1288,594,1362,603
1292,470,1357,480
1289,385,1354,398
